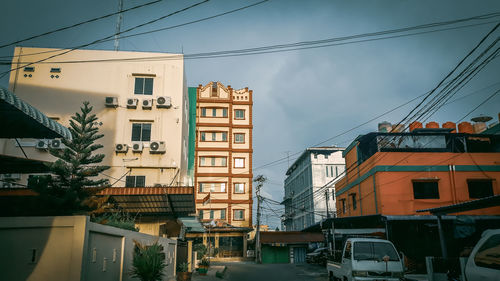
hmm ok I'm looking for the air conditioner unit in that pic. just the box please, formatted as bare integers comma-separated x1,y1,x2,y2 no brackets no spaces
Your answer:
35,139,48,150
156,96,171,108
149,141,166,154
2,182,13,188
49,139,63,149
131,142,143,152
2,174,21,180
153,183,163,187
142,99,153,109
115,143,128,153
127,98,138,109
105,97,118,108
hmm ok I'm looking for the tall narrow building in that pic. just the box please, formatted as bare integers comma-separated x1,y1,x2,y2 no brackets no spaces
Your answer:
189,82,253,258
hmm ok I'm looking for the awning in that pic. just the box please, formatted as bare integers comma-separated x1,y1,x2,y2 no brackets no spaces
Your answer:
97,187,195,216
0,154,51,173
178,216,205,233
0,87,71,139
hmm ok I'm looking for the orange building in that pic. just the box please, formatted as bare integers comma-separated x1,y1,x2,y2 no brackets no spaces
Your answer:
335,129,500,217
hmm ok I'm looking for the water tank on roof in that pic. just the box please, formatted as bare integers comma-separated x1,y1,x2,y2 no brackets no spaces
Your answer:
409,121,423,132
442,122,457,133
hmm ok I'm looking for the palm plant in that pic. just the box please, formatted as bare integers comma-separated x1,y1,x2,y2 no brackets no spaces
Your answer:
130,240,167,281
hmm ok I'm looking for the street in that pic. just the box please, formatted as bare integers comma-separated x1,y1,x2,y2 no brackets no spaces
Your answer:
192,262,328,281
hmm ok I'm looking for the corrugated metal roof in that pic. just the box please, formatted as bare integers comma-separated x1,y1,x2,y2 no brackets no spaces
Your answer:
0,87,72,139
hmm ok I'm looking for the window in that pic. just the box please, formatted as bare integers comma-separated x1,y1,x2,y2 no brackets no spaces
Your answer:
413,181,440,199
212,108,217,117
222,108,227,117
199,156,227,167
50,68,61,73
199,210,204,220
134,77,153,95
199,182,227,193
234,210,244,220
350,193,357,210
210,210,214,219
234,158,245,168
468,180,494,199
131,123,151,141
234,183,245,193
474,234,500,269
234,109,245,119
344,241,352,259
201,108,207,117
222,132,227,142
234,133,245,143
200,132,206,141
340,199,346,214
353,242,399,261
125,176,146,187
212,132,216,141
220,209,226,220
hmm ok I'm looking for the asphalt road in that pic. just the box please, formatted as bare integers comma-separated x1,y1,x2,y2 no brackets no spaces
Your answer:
223,262,328,281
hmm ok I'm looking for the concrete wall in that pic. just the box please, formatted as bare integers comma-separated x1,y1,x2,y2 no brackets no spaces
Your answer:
0,216,177,281
3,47,189,187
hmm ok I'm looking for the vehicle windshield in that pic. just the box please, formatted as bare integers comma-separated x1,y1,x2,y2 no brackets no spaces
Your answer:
353,242,399,261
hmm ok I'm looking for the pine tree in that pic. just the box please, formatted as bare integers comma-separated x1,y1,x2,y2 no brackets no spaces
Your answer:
32,101,110,214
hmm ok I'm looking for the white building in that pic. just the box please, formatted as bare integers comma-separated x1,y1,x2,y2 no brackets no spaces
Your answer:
282,147,345,231
3,47,190,188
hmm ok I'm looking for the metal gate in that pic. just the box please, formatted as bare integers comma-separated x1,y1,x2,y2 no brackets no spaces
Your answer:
293,247,306,263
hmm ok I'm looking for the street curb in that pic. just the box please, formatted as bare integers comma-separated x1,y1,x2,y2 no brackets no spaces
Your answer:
215,266,227,279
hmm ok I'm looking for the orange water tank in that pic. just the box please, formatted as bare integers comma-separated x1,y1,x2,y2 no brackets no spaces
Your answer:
442,121,457,133
458,122,474,134
426,121,439,129
409,121,423,132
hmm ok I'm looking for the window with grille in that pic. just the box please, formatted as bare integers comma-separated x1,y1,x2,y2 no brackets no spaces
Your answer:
233,210,244,220
125,176,146,187
131,123,151,141
134,77,153,95
234,109,245,119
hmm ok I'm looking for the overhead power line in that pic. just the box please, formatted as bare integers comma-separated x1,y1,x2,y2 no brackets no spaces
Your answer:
0,0,210,79
2,12,499,66
0,0,165,49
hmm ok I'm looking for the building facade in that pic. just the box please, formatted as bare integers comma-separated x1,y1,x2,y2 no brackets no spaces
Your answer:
282,147,345,231
187,82,253,258
335,123,500,217
4,47,191,235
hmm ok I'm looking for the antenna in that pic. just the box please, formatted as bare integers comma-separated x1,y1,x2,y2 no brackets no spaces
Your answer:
114,0,124,51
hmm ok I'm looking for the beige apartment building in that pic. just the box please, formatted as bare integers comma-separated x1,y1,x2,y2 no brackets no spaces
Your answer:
187,82,253,258
3,47,192,234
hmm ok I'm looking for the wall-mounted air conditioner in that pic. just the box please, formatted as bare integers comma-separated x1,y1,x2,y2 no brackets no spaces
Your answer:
149,141,166,154
156,96,171,108
142,99,153,109
115,143,128,153
35,139,48,150
127,98,138,109
105,97,118,108
49,139,63,149
131,142,143,152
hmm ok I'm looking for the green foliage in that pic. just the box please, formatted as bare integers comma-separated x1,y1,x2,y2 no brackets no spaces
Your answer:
130,240,167,281
199,258,210,266
176,262,189,273
92,212,139,232
193,243,207,258
30,101,110,215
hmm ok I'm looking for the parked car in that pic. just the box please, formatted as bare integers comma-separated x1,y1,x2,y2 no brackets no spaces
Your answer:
327,238,404,281
465,229,500,281
306,247,329,264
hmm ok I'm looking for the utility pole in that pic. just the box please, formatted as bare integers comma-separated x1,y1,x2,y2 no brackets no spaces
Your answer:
254,175,266,264
114,0,124,51
325,189,331,218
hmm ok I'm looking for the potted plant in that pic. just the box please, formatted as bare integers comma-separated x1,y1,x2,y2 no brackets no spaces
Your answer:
176,262,191,281
198,258,210,275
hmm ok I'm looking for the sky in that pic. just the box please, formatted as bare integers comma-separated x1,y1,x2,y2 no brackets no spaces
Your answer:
2,0,500,229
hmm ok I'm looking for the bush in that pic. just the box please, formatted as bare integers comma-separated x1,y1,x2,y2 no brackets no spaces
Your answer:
177,262,189,273
130,240,167,281
92,212,139,232
193,243,207,258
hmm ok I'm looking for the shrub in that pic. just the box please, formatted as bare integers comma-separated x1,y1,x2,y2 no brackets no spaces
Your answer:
130,240,167,281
